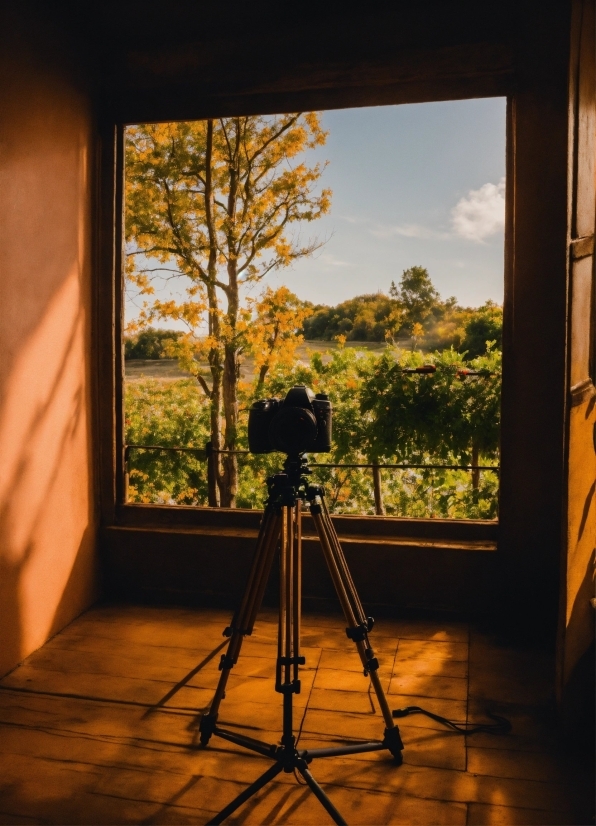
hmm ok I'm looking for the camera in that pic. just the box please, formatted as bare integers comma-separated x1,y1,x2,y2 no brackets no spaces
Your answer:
248,385,332,455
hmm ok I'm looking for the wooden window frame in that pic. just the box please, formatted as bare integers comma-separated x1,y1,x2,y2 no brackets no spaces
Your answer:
94,14,574,620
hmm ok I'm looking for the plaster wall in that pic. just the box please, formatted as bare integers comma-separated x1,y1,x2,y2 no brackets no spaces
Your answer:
0,8,98,676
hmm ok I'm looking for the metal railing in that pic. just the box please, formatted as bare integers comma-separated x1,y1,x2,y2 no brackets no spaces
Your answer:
124,443,499,515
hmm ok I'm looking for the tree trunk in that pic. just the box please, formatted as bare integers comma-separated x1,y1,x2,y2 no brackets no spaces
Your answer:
256,363,269,392
220,343,239,507
217,118,241,508
203,119,225,506
206,285,223,507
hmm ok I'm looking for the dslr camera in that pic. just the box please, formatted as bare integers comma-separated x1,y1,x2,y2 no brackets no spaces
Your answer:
248,385,332,455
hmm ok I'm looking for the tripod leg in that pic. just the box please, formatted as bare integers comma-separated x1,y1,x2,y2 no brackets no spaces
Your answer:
296,764,347,826
319,498,368,626
276,503,304,750
199,504,282,745
206,760,285,825
309,496,403,761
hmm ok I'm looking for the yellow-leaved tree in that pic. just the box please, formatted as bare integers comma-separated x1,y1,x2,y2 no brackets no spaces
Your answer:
125,115,331,506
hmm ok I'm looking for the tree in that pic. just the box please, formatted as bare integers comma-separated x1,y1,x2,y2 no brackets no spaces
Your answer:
390,266,439,330
459,301,503,358
302,293,404,341
126,116,331,506
247,286,310,393
124,327,183,360
358,347,501,467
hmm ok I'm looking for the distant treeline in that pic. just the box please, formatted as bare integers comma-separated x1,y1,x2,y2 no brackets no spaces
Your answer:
125,328,183,360
302,266,502,357
125,267,503,361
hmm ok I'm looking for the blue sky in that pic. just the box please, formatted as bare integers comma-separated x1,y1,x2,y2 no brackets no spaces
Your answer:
126,97,506,327
263,97,506,308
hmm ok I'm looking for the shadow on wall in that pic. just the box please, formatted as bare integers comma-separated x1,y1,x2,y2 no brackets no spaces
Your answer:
0,282,98,677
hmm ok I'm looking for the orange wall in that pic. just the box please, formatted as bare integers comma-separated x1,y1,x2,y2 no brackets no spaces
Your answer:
0,8,99,676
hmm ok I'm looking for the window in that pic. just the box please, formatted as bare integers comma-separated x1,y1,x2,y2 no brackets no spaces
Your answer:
120,100,506,519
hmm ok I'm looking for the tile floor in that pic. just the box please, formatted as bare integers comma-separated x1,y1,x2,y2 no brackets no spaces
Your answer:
0,605,592,825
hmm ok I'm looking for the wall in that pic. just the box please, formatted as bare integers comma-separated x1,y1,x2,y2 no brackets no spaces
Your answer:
557,0,596,743
0,5,98,676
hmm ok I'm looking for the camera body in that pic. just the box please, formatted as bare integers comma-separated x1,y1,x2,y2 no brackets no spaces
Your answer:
248,385,332,455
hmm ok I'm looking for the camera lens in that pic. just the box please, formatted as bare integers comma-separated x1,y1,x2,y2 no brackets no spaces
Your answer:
269,407,318,454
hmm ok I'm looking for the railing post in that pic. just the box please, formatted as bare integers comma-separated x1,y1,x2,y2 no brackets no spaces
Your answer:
123,445,130,503
372,465,385,516
206,441,218,507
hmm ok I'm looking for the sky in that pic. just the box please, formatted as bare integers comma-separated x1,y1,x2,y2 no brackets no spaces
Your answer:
264,97,506,308
126,97,506,326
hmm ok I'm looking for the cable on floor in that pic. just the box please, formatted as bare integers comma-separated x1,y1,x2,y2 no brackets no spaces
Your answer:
392,706,511,734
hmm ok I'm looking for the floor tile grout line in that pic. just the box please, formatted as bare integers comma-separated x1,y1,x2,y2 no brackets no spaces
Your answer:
295,645,321,750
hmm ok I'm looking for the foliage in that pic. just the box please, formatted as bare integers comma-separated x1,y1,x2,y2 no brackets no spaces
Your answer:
390,266,440,329
459,301,503,358
359,346,501,463
245,286,311,391
125,115,331,506
125,379,210,504
301,267,461,345
124,327,183,360
301,270,502,359
126,345,501,520
302,294,403,342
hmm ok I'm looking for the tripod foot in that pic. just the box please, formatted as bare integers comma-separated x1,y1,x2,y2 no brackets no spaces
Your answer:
383,726,404,763
199,712,218,747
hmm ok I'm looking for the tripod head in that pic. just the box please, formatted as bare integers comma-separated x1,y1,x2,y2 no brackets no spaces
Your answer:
265,453,323,509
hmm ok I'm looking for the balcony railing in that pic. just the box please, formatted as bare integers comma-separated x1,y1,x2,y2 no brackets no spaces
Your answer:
124,443,499,517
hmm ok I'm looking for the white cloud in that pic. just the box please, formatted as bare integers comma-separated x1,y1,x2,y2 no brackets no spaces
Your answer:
319,253,352,268
369,223,449,240
451,178,505,242
341,215,368,225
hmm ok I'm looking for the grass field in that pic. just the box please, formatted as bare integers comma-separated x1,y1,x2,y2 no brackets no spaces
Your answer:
124,340,390,381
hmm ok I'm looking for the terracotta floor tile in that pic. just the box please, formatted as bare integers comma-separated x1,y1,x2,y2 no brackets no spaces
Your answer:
465,699,558,752
231,639,280,659
0,605,588,826
300,630,399,652
0,689,200,745
233,651,321,679
313,758,574,812
466,746,565,783
391,656,468,679
391,622,469,643
213,697,310,733
223,779,450,826
396,640,469,662
466,802,577,825
0,812,39,825
389,673,468,701
214,782,323,825
318,647,397,673
308,686,381,714
43,631,225,661
300,707,387,741
401,725,466,771
227,784,468,826
468,635,553,707
313,667,390,693
1,666,180,707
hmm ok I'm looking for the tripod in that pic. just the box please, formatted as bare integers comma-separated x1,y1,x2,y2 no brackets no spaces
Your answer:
198,455,403,825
